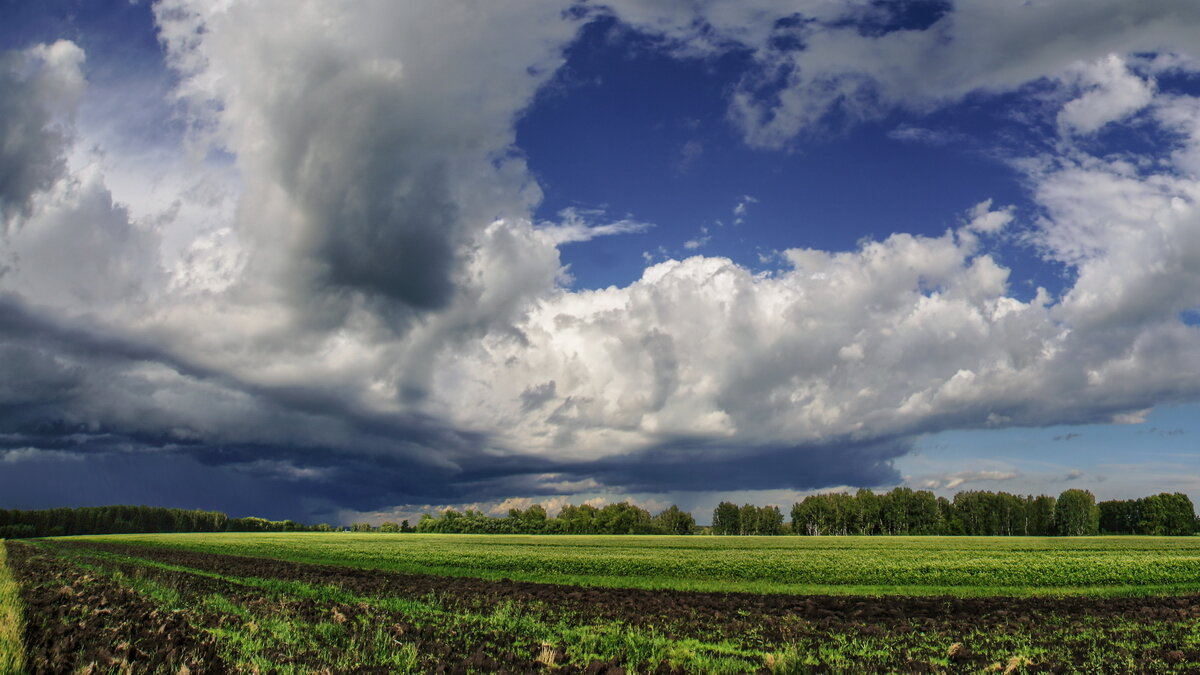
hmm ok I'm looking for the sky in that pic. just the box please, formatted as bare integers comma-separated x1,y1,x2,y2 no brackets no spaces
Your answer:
2,0,1200,526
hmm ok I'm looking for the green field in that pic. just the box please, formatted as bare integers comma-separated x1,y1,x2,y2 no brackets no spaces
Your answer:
69,532,1200,596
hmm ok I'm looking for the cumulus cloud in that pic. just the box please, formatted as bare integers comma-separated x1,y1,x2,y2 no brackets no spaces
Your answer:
154,0,586,320
2,1,1200,522
616,0,1200,148
963,199,1014,235
1057,54,1156,135
0,41,84,223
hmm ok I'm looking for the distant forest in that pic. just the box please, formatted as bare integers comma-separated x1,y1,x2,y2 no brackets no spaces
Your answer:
0,505,337,539
1,489,1195,539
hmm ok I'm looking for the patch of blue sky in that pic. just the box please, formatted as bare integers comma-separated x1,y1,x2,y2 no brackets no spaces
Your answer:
904,402,1200,499
517,15,1059,299
2,0,182,152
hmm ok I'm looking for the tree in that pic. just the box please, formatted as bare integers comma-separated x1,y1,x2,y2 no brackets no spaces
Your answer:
558,504,599,534
738,504,759,535
792,495,836,536
379,521,400,533
712,502,740,535
855,489,881,535
908,490,942,535
596,502,652,534
519,504,548,533
1055,489,1099,536
653,505,696,535
756,505,784,535
1162,493,1196,536
937,496,962,535
1027,495,1056,536
882,488,913,535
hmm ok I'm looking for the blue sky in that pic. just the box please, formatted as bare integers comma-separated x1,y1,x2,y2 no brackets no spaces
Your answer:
2,0,1200,524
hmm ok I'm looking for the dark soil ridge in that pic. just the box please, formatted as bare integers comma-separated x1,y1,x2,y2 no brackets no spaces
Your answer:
58,539,1200,631
5,540,228,675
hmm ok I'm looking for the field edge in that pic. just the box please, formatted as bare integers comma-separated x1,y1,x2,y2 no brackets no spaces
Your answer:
0,541,27,675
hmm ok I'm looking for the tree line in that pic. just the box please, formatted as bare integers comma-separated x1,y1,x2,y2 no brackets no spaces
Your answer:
1098,493,1196,536
0,505,333,539
774,488,1196,537
1,490,1194,539
408,502,696,535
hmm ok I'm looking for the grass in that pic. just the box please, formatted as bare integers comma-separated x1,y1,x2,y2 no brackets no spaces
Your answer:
0,542,26,675
66,532,1200,596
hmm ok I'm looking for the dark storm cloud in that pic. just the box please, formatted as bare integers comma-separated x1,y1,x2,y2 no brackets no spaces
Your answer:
547,437,908,494
274,79,461,312
0,294,500,514
0,293,486,456
0,343,84,407
0,293,909,517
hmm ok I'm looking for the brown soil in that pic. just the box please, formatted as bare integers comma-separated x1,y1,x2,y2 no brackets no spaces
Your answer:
5,540,227,675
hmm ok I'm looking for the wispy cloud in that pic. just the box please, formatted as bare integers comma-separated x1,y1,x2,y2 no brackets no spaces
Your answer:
910,470,1020,491
733,195,757,225
538,207,652,244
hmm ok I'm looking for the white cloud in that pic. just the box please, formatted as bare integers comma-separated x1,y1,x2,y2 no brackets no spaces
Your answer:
733,195,756,225
911,469,1020,490
1057,54,1155,135
963,199,1014,235
538,208,652,245
0,40,85,223
154,0,584,319
621,0,1200,148
683,225,710,250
